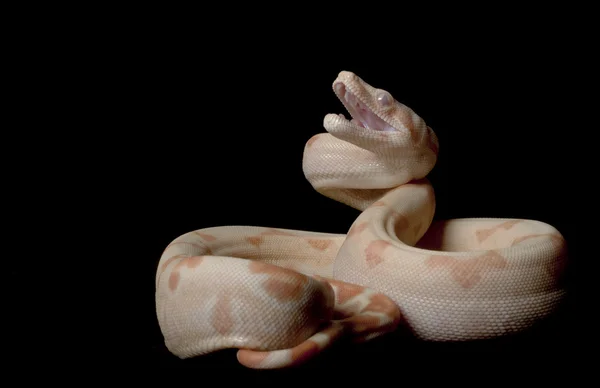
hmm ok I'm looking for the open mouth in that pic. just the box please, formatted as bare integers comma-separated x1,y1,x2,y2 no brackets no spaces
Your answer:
333,82,396,132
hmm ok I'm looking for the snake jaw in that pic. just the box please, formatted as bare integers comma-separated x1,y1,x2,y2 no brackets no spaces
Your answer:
332,81,397,132
332,71,400,132
330,71,431,145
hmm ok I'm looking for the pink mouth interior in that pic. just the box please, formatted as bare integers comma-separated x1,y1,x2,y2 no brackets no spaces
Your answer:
334,83,396,131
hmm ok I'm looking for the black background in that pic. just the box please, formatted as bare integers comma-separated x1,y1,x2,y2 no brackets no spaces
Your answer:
16,7,593,382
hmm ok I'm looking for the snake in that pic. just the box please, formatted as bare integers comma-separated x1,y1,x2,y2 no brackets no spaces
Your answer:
155,71,567,369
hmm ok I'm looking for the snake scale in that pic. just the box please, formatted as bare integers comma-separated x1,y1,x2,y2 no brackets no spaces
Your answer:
155,71,567,369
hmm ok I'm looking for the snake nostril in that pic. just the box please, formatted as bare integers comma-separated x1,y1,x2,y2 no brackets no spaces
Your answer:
334,82,345,95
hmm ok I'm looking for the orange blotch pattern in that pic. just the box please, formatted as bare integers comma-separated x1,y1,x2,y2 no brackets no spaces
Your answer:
245,228,297,247
511,233,563,247
236,349,269,368
363,292,397,314
290,325,340,364
263,278,305,302
290,340,321,364
476,220,522,242
157,253,189,285
168,256,205,291
328,279,365,305
245,236,263,247
307,239,332,250
348,315,382,334
364,240,391,268
426,251,507,288
211,291,234,335
194,231,216,241
263,228,296,236
249,261,308,302
348,222,368,238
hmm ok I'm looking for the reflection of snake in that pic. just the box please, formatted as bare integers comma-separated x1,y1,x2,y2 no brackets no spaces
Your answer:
155,71,568,369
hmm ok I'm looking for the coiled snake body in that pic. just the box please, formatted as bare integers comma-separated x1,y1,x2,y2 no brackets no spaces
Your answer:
155,71,567,369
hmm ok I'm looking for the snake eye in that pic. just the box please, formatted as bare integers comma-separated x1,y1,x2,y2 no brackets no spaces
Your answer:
376,91,393,107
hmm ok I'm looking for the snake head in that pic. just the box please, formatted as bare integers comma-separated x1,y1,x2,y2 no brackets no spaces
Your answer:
325,71,438,153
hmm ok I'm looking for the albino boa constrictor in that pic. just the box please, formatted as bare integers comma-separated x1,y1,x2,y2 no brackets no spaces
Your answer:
155,71,567,369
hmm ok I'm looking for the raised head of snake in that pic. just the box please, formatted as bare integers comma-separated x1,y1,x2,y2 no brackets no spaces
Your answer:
303,70,439,210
